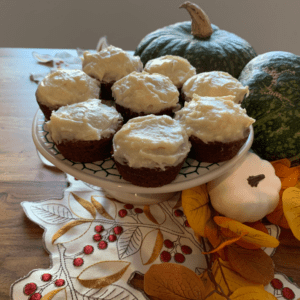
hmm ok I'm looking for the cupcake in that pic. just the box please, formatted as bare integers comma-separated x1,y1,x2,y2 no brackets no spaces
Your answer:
144,55,196,101
35,69,100,120
181,71,249,104
111,71,180,122
112,114,191,187
175,94,255,163
45,99,123,162
82,46,143,100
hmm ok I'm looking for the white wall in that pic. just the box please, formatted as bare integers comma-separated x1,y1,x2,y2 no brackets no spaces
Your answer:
1,0,300,56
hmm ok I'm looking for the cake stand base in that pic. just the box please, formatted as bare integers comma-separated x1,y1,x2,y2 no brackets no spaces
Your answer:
104,188,181,205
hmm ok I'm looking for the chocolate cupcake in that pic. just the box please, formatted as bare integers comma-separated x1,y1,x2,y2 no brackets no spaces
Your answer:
112,114,191,187
181,71,249,104
111,71,180,122
144,55,196,103
82,46,143,100
45,99,123,162
35,69,100,120
175,94,255,163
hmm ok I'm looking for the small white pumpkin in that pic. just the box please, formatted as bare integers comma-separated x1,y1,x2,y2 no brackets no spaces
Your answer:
207,152,281,223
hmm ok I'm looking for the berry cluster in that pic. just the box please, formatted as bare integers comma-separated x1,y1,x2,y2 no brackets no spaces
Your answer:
23,276,65,300
118,204,143,218
160,239,193,263
271,278,295,300
174,209,191,228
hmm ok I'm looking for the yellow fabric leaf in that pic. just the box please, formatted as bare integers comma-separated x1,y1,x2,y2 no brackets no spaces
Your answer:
77,261,130,289
214,216,279,248
71,193,96,219
282,187,300,240
231,285,277,299
144,263,206,300
182,184,211,237
205,259,260,300
91,196,114,220
41,288,66,300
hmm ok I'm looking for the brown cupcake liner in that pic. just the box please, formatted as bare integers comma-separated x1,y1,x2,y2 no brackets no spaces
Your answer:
55,135,114,163
114,158,186,187
115,104,175,123
189,129,250,163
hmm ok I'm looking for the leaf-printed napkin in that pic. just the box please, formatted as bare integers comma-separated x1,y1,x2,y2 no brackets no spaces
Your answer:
10,175,299,300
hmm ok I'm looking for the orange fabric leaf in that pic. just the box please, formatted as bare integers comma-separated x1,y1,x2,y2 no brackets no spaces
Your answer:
204,219,227,261
230,285,277,299
214,216,279,248
221,221,268,250
267,160,300,228
182,184,211,237
144,263,206,300
282,187,300,241
225,244,274,286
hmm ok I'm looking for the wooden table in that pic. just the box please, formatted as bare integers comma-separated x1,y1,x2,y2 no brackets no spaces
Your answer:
0,48,300,299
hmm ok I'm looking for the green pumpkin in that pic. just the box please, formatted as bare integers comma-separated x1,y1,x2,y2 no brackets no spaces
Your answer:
134,2,257,79
239,51,300,164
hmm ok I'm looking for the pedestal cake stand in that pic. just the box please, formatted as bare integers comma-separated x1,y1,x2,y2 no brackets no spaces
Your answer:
32,110,254,205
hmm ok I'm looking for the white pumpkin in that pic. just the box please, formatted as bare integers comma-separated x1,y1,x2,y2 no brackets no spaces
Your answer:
207,152,281,223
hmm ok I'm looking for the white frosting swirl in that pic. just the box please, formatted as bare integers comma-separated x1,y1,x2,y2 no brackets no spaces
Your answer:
46,99,123,144
82,46,143,83
175,94,255,143
182,71,249,103
36,69,100,108
113,115,191,170
112,71,179,113
144,55,196,88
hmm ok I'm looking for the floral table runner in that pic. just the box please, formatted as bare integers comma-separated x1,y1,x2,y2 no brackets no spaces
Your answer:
10,174,300,300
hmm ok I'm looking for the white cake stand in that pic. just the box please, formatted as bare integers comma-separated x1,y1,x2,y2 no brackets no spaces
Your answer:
32,110,254,205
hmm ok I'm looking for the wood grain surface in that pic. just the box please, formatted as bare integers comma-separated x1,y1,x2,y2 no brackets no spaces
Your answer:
0,48,299,300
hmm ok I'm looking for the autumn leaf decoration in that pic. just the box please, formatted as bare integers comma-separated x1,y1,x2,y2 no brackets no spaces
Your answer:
144,158,300,300
144,184,281,300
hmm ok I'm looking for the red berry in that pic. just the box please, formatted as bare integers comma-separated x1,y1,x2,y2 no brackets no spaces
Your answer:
118,209,127,217
93,234,102,241
73,257,84,267
114,226,123,235
109,234,117,242
95,225,104,233
29,294,42,300
41,273,52,282
55,279,65,287
134,208,143,214
24,283,37,295
184,220,191,227
174,209,183,217
83,245,94,254
181,245,192,255
163,239,174,249
282,287,295,300
271,278,283,290
124,204,134,209
160,251,171,262
174,253,185,263
98,240,108,249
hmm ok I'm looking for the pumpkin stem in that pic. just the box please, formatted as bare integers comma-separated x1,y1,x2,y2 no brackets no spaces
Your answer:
247,174,265,187
179,1,213,39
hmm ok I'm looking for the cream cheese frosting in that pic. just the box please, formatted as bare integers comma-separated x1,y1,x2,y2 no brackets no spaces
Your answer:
36,69,100,108
175,94,255,143
82,46,143,83
182,71,249,103
144,55,196,88
111,71,179,113
46,99,123,144
113,114,191,170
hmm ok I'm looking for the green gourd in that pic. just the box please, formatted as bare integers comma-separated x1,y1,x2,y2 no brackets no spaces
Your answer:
134,2,257,79
239,51,300,163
